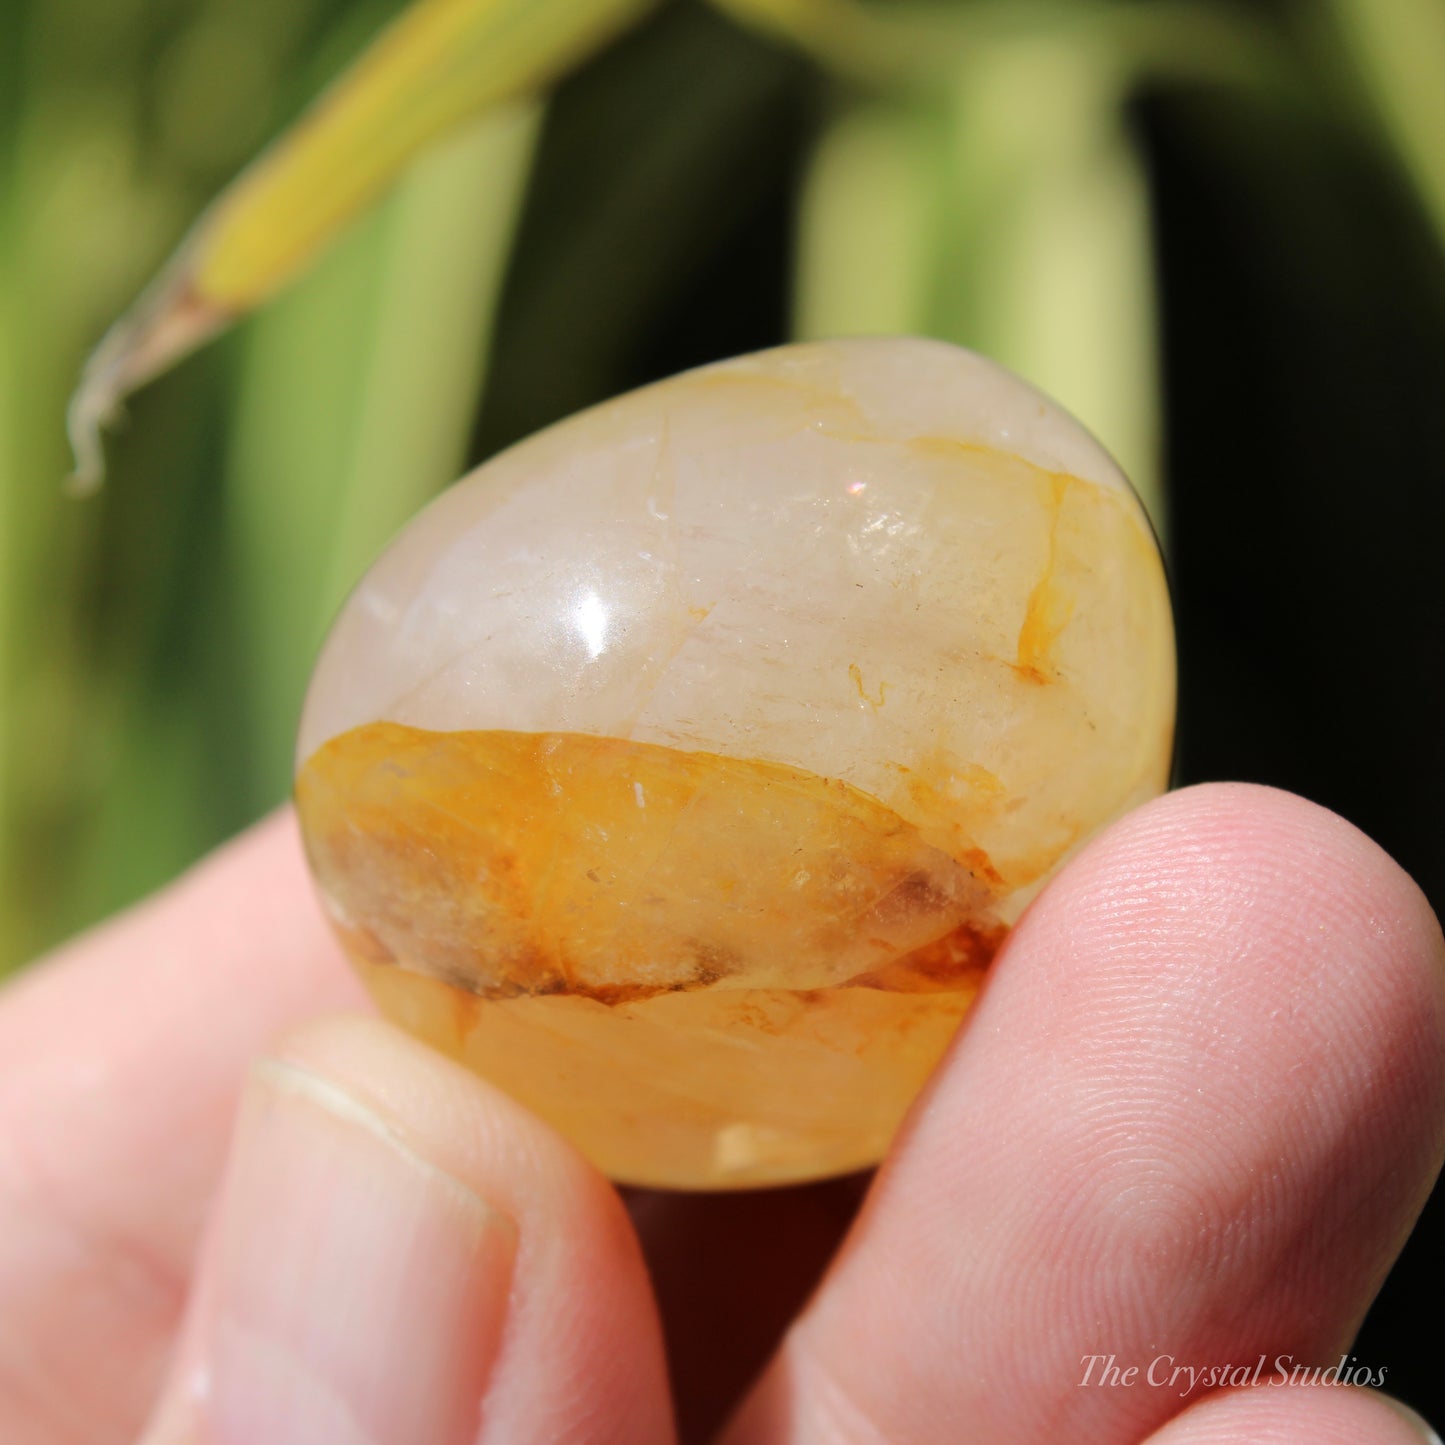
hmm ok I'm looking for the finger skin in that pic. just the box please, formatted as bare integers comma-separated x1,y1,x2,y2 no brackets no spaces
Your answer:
140,1016,676,1445
0,812,364,1444
726,784,1445,1445
1141,1385,1441,1445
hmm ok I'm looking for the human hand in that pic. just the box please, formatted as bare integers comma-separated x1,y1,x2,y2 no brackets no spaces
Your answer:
1,784,1442,1444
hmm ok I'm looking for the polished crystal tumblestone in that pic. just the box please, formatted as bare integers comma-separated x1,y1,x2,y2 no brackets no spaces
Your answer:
295,337,1175,1189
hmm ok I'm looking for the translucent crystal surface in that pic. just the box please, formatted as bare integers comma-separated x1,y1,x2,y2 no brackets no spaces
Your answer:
295,337,1175,1189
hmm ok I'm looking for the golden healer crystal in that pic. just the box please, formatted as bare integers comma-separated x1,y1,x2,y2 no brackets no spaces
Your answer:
295,338,1175,1189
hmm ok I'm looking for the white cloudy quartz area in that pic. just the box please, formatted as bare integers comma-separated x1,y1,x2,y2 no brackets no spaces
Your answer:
298,337,1173,889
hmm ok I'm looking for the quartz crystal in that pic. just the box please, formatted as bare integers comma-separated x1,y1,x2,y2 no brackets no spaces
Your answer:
295,338,1175,1189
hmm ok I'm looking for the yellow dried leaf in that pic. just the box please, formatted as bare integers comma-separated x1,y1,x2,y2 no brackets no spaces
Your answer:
68,0,655,492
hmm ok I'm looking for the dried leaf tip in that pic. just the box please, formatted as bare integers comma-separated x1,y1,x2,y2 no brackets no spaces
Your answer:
64,271,227,495
64,369,115,497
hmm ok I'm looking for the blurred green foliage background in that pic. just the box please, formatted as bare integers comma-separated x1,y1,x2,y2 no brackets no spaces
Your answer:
2,0,1444,1405
3,0,1440,975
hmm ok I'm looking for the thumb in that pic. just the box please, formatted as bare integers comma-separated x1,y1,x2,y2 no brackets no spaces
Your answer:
138,1016,674,1445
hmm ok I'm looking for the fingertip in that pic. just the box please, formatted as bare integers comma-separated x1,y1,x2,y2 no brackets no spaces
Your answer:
1095,781,1445,990
142,1041,519,1445
731,785,1445,1445
143,1014,674,1445
991,782,1445,1185
978,782,1445,1331
265,1013,649,1282
270,1015,674,1444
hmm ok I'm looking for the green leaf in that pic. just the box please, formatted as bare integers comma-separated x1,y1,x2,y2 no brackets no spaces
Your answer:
1328,0,1445,257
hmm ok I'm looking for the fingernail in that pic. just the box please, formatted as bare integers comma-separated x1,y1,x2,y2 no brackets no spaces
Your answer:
160,1058,516,1445
1381,1396,1445,1445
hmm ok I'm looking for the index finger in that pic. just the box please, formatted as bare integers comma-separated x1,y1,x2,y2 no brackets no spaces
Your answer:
724,784,1445,1445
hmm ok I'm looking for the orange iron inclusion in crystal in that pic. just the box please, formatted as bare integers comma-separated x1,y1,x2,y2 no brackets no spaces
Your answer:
294,338,1175,1189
